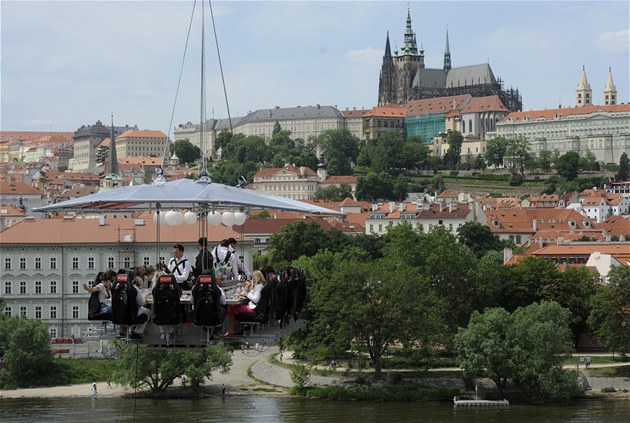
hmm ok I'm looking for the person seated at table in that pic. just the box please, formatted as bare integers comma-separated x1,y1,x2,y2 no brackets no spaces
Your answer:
223,270,265,336
83,270,115,315
192,271,227,339
129,272,152,339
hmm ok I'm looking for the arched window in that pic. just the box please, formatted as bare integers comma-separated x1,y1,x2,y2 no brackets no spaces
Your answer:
462,120,466,132
468,119,473,133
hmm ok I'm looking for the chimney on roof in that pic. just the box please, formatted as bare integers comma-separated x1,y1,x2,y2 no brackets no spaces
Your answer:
99,215,105,226
448,203,453,213
538,237,544,248
300,166,305,177
532,219,537,231
439,203,443,212
399,203,403,212
388,202,395,213
557,237,564,245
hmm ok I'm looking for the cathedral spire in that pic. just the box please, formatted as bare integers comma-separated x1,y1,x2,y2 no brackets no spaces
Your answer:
108,114,119,176
443,28,451,71
400,6,418,56
384,31,392,58
101,113,122,191
603,67,617,105
576,65,592,107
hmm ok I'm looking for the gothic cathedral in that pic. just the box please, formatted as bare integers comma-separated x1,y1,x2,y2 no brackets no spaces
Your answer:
378,9,522,112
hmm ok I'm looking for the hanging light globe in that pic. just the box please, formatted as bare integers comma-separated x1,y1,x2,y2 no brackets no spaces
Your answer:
207,210,222,225
183,211,197,225
153,211,166,225
173,211,184,225
165,210,180,226
234,211,247,226
221,211,235,228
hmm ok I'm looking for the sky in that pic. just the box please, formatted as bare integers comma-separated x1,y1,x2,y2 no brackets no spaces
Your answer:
1,0,628,135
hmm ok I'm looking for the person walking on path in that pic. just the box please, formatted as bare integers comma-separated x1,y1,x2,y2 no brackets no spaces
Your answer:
91,382,97,396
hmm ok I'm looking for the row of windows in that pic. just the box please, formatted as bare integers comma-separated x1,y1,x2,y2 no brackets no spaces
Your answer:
4,305,70,319
3,256,155,271
4,280,83,295
262,184,316,192
368,221,463,233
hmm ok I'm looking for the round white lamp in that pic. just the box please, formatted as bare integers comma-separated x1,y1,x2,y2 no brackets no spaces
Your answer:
234,211,247,226
165,210,180,226
221,211,235,228
183,211,197,225
207,210,222,225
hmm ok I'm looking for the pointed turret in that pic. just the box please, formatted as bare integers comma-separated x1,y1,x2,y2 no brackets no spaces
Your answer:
108,115,119,176
443,29,451,71
378,31,397,105
603,67,617,105
100,114,123,191
575,65,592,107
400,7,418,56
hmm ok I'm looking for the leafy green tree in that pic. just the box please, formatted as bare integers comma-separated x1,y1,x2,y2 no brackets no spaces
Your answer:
315,129,360,176
555,151,581,180
539,266,597,348
314,183,354,201
537,149,553,173
588,266,630,355
496,257,557,312
290,363,312,388
355,172,394,201
304,257,443,379
455,307,516,396
505,136,531,176
510,301,580,403
268,221,344,264
457,221,503,259
443,131,463,168
484,137,508,168
472,154,486,170
402,136,430,169
617,152,629,181
171,139,201,164
392,174,409,201
579,150,599,172
458,301,581,403
209,160,259,186
112,343,231,392
0,317,54,387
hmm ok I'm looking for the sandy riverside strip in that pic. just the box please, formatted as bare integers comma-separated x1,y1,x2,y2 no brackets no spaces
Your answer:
2,348,630,399
0,346,288,399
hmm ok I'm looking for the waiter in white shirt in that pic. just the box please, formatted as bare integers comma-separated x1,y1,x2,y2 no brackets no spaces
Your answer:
228,237,251,279
164,243,192,289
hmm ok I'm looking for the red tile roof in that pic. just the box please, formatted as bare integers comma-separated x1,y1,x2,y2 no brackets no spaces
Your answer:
254,165,317,178
486,208,594,233
405,94,471,117
0,181,43,196
503,104,630,123
363,105,407,117
460,96,509,113
117,130,168,139
323,175,357,184
0,217,240,244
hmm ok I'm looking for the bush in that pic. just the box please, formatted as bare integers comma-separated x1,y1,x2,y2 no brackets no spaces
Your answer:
290,363,311,388
509,174,524,186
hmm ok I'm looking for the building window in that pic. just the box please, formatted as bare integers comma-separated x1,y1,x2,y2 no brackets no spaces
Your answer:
378,224,383,232
72,257,79,269
20,281,27,294
50,327,57,338
20,257,27,270
5,281,11,295
4,257,11,270
50,257,57,269
35,306,42,319
20,306,27,317
72,306,79,319
72,280,80,294
50,280,57,294
369,224,374,233
4,307,11,317
469,119,473,133
35,281,42,294
108,257,115,269
88,257,95,269
124,257,131,269
50,306,57,319
35,257,42,269
143,256,150,266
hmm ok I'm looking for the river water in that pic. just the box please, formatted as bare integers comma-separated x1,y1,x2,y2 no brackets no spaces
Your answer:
1,396,629,422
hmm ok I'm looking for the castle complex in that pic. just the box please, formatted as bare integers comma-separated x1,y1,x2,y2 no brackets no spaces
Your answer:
378,9,522,112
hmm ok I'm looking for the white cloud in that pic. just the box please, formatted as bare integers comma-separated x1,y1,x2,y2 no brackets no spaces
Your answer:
593,29,630,52
345,48,382,65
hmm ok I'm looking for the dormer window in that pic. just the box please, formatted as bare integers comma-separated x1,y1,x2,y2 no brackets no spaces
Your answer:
492,219,500,228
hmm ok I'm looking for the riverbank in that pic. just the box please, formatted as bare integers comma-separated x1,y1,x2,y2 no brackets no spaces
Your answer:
2,346,629,400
